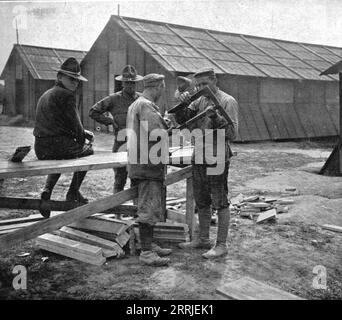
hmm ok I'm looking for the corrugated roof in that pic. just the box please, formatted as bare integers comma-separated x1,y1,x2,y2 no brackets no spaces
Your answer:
113,15,342,81
14,44,87,80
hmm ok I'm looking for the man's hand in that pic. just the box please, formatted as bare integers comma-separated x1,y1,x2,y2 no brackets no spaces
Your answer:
205,105,218,118
179,91,192,104
84,129,94,143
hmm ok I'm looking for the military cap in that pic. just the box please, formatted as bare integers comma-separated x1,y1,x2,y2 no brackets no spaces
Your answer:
53,57,87,82
193,67,215,78
143,73,165,87
115,65,143,82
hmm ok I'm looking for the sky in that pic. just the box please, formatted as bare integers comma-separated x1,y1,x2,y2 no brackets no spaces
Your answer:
0,0,342,75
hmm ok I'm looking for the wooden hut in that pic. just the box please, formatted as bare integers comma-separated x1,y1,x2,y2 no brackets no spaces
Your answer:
0,44,87,121
81,15,342,142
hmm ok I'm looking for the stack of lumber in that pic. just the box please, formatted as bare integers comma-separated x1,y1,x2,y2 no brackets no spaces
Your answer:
230,194,295,223
35,213,135,265
153,222,190,243
134,221,190,248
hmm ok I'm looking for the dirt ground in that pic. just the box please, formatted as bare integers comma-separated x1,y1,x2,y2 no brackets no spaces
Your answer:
0,125,341,300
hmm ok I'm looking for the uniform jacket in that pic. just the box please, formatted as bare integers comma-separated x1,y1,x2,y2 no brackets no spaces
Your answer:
126,96,169,181
174,88,239,162
33,82,86,145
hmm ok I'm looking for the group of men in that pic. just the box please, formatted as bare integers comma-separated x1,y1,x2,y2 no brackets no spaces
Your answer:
33,56,239,267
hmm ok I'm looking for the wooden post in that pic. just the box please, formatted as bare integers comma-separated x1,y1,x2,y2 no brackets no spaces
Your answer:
186,176,196,240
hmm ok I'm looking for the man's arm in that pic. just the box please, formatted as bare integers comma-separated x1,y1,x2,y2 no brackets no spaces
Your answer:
62,94,86,144
210,97,239,141
89,95,118,129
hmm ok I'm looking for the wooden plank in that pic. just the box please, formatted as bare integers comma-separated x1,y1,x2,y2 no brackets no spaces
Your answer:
286,103,307,138
274,103,297,139
36,234,106,266
37,233,103,256
0,148,193,180
268,103,290,140
167,209,186,224
294,103,317,138
248,103,271,141
216,277,304,300
256,209,277,223
115,231,130,248
0,186,138,251
239,103,262,141
0,212,60,227
259,103,281,140
69,215,132,235
322,224,342,233
59,226,124,254
166,198,186,206
237,103,253,141
0,152,126,180
165,166,192,186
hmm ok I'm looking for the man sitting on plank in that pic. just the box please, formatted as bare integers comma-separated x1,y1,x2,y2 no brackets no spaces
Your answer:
33,57,94,218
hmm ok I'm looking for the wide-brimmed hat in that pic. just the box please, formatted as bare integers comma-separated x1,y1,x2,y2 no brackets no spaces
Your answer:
115,65,143,82
53,57,87,82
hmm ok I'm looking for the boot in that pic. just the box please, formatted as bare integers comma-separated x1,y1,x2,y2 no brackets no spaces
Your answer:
202,243,228,259
139,250,170,266
41,173,61,200
66,171,88,204
151,243,172,256
178,207,212,249
216,207,230,244
40,173,61,218
202,207,230,259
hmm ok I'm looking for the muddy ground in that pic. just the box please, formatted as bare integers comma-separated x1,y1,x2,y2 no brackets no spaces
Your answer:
0,125,341,300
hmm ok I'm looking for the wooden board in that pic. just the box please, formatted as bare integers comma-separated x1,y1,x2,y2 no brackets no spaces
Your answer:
0,186,138,251
216,277,304,300
69,216,132,235
0,148,193,180
256,209,277,223
166,209,186,224
37,233,103,256
322,224,342,233
59,226,124,254
36,235,106,266
248,103,271,141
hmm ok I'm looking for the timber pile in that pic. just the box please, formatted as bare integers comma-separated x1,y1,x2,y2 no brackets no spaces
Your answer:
230,194,295,223
134,221,190,248
34,214,135,265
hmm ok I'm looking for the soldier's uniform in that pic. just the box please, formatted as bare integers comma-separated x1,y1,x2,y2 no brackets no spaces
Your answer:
127,73,172,266
174,68,239,258
89,65,142,193
33,57,93,218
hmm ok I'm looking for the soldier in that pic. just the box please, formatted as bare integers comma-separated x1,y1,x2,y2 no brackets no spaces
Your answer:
126,73,172,266
33,57,94,218
175,68,239,259
89,65,142,194
174,76,192,102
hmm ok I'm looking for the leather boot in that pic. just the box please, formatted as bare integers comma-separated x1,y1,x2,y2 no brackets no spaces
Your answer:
139,251,170,266
178,207,212,249
66,171,88,204
40,173,61,218
202,243,228,259
151,243,172,256
202,207,230,259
